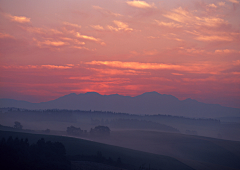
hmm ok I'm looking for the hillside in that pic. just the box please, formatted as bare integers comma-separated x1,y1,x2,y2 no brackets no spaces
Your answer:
0,130,194,170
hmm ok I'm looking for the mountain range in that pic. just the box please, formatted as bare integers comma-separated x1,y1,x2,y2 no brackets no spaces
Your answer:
0,91,239,118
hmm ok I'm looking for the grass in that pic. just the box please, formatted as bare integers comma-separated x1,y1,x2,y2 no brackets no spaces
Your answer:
0,130,194,170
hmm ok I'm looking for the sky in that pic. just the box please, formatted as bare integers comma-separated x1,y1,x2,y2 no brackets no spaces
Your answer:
0,0,240,108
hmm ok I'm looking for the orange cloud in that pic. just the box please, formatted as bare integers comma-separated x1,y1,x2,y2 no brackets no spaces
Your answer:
63,22,81,28
207,4,217,8
93,6,123,17
163,7,227,27
215,49,239,53
76,32,102,42
218,2,226,6
126,0,156,9
2,64,73,69
91,25,104,30
6,14,31,23
88,68,139,75
195,35,233,41
172,73,184,76
155,20,182,28
107,20,133,31
41,65,72,69
228,0,239,4
85,61,237,76
0,33,15,39
33,38,68,47
72,46,90,51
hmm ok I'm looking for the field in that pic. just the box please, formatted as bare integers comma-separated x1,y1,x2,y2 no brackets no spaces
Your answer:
0,130,194,170
1,129,240,170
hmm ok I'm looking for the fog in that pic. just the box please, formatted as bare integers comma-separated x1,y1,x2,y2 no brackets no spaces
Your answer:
1,108,240,169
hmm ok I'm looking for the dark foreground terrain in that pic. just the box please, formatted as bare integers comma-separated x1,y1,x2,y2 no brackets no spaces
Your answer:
1,130,240,170
0,130,194,170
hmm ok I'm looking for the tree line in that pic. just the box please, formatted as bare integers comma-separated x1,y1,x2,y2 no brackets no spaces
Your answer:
0,137,71,170
66,125,111,137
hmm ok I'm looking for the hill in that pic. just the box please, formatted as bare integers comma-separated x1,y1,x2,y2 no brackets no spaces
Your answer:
1,92,240,118
0,130,194,170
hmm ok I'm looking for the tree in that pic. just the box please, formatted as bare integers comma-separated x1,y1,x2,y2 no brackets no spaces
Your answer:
14,121,23,129
90,126,110,136
66,126,83,136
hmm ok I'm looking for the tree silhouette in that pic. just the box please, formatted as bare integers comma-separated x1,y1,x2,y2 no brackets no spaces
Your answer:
14,121,23,129
90,126,110,136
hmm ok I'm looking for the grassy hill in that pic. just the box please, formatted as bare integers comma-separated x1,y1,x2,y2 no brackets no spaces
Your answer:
0,130,194,170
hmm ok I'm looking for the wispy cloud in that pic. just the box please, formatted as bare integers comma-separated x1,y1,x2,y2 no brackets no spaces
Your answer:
41,65,72,69
195,35,233,41
93,6,123,17
215,49,240,53
63,22,81,28
76,32,100,42
0,33,15,39
91,25,104,30
155,20,182,28
228,0,239,4
207,4,217,8
107,20,133,32
126,0,156,9
33,38,68,47
85,60,227,74
218,2,226,6
163,7,228,27
6,14,31,23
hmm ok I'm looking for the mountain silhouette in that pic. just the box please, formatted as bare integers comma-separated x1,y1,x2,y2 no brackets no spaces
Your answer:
0,91,239,118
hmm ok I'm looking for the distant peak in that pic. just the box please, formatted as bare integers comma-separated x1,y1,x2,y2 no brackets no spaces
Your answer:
64,93,77,96
142,91,161,95
84,92,101,95
183,98,198,102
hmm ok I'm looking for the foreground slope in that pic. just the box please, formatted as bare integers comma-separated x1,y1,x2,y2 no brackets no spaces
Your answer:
0,130,194,170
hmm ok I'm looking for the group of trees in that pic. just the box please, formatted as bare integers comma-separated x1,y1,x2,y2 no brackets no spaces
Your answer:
66,125,110,137
66,126,87,136
70,151,122,167
0,137,71,170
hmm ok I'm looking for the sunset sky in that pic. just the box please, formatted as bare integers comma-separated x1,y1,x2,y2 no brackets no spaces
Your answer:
0,0,240,108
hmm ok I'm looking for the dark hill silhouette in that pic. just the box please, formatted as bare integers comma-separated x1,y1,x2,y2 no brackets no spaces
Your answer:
0,91,239,118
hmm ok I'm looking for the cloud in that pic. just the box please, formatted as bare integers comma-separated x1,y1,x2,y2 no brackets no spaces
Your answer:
126,0,156,9
215,49,239,53
72,46,90,51
0,33,15,39
42,40,67,46
228,0,239,4
63,22,81,28
172,73,184,76
6,14,31,23
195,35,233,41
107,20,133,31
207,4,217,8
218,2,226,6
76,32,102,43
87,68,138,75
2,64,73,69
92,6,123,17
85,61,221,74
155,20,182,28
41,65,72,69
91,25,104,30
33,38,68,47
163,7,228,27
